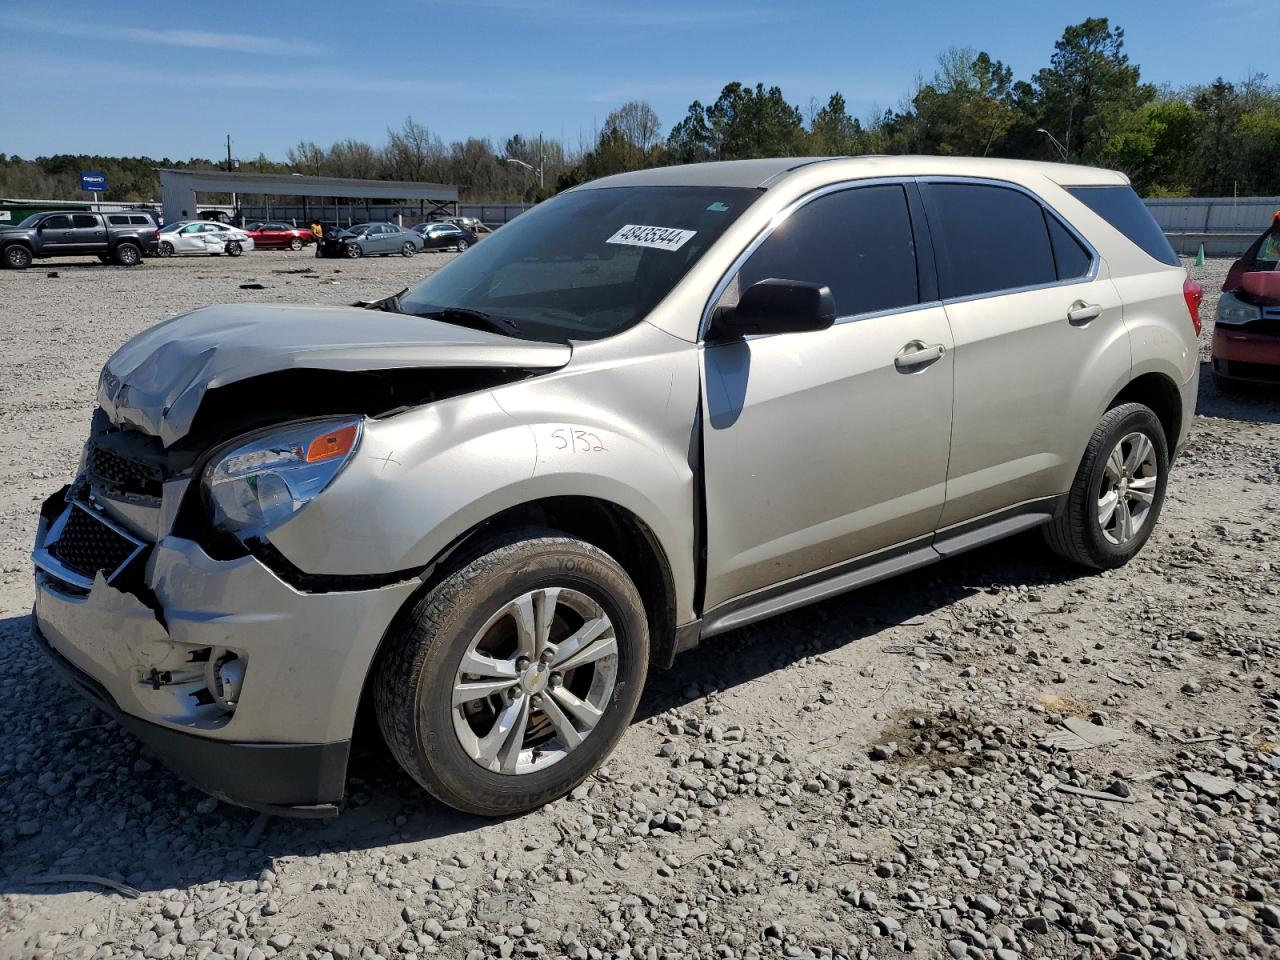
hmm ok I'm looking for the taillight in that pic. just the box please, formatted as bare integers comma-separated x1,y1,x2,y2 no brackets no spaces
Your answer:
1183,276,1203,336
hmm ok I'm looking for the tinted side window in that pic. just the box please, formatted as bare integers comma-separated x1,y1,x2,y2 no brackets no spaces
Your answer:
108,215,129,225
1046,213,1092,280
44,215,73,229
925,184,1056,298
73,214,99,228
737,184,919,318
1067,186,1179,267
130,215,151,225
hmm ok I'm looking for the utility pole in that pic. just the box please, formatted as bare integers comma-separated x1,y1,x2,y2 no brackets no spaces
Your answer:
538,132,544,190
226,134,238,219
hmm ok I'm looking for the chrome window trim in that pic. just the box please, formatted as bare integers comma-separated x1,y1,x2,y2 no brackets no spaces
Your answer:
699,174,1102,341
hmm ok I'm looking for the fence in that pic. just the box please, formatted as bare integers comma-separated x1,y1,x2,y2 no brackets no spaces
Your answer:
1144,196,1280,257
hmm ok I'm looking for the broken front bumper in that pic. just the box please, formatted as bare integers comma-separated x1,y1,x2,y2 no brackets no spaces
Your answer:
31,488,420,816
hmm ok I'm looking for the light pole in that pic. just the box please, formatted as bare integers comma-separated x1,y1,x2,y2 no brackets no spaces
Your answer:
1036,128,1068,162
503,133,545,190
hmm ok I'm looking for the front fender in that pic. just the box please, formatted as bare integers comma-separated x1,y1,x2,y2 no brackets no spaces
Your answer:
266,325,701,621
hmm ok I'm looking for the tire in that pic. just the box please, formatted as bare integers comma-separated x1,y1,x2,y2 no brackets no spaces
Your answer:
226,241,243,257
455,239,469,252
344,244,362,259
289,237,303,251
401,242,416,257
113,243,141,267
158,241,174,257
374,531,649,816
4,245,33,269
1043,402,1169,569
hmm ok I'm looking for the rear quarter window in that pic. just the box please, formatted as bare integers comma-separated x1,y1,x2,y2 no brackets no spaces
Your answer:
1067,186,1179,267
108,215,129,225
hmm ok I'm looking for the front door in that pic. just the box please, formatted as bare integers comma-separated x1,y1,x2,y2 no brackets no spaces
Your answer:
37,214,75,253
701,182,956,610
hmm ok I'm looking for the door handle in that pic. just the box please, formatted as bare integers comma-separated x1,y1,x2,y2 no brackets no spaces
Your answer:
894,340,945,371
1067,301,1102,324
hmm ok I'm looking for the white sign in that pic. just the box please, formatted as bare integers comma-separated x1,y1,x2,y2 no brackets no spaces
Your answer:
0,211,10,221
606,223,696,252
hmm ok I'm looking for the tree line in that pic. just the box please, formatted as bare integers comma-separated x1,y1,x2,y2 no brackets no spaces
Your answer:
3,18,1278,204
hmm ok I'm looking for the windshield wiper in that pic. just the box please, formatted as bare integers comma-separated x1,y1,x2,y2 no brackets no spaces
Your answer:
418,307,521,336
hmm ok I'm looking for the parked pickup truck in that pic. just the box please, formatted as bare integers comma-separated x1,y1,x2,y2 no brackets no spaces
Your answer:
0,210,159,268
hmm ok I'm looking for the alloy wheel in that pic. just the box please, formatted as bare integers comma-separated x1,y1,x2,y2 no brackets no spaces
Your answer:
1097,431,1158,545
451,587,618,775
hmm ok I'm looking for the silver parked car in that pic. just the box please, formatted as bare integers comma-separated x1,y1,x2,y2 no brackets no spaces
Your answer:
32,157,1200,817
318,222,424,258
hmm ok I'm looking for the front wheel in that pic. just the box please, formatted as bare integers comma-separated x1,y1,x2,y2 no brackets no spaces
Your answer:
455,239,469,252
289,237,303,251
344,243,362,259
158,241,174,257
225,241,243,257
401,242,416,257
374,532,649,816
1043,402,1169,569
5,245,33,269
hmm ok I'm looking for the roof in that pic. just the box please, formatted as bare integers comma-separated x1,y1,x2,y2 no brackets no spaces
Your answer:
577,155,1129,191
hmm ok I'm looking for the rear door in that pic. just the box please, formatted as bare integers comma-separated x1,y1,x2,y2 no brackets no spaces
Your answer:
701,181,955,608
920,179,1128,528
69,213,107,253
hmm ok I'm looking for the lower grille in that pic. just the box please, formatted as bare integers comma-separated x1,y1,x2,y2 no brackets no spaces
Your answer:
43,502,146,587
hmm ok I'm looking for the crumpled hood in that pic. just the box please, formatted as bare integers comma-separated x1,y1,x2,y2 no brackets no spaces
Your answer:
99,303,571,446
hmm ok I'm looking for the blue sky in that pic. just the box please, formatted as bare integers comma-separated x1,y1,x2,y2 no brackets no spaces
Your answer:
1,0,1275,161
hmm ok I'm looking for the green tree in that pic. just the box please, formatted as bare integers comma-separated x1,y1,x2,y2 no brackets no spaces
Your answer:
667,83,806,161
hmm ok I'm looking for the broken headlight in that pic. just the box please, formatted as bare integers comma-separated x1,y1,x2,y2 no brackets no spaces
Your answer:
203,418,362,536
1216,293,1261,326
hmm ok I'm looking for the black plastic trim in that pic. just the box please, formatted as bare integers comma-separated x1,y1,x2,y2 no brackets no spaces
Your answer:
33,621,346,817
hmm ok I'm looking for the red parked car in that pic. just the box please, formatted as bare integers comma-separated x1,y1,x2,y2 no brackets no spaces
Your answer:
1212,212,1280,388
244,222,313,251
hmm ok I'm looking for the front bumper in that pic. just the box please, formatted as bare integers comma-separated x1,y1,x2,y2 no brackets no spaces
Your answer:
31,489,421,815
34,622,347,816
1212,326,1280,383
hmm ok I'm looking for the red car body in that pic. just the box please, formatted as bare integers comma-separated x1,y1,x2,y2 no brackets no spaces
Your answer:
1212,212,1280,387
244,222,313,250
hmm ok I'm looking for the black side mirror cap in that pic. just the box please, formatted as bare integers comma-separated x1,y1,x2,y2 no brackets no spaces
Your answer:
708,278,837,340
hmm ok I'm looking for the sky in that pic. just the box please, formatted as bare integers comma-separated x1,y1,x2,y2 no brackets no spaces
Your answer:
1,0,1276,162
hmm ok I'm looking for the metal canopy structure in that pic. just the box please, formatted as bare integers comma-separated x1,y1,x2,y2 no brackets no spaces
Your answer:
158,168,458,225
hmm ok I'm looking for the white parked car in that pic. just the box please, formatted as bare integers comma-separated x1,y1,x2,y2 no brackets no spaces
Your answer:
157,221,255,257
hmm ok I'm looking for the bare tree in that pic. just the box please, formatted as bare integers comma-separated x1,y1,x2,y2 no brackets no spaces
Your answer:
384,116,442,182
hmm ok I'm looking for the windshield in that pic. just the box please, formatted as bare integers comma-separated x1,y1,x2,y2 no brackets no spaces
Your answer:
399,186,757,341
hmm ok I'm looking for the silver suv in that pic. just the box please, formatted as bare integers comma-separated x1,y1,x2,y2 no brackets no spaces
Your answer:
32,157,1200,817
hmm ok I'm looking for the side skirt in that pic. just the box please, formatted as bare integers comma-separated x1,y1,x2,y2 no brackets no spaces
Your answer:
684,495,1064,648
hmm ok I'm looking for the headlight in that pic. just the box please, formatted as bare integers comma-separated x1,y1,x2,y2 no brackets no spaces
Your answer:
1216,294,1260,326
203,418,361,536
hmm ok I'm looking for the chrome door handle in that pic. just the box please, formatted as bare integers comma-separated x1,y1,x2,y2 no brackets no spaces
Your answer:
1067,301,1102,324
894,340,945,370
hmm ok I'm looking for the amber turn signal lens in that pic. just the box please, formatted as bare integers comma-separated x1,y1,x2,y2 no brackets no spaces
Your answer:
305,424,359,463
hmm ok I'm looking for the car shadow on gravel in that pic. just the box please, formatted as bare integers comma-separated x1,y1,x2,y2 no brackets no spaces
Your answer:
0,533,1086,896
1195,362,1280,424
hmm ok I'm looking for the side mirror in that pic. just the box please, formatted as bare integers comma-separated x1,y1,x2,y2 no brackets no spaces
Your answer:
709,278,837,340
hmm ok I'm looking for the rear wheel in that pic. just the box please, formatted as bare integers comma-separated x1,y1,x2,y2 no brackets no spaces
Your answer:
113,243,141,267
5,245,33,269
374,532,648,816
1044,402,1168,569
289,237,303,251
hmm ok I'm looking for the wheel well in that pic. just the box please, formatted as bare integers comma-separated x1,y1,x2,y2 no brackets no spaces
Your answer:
448,497,680,669
1108,373,1181,453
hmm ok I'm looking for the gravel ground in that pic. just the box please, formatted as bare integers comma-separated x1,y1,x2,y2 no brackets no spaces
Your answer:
1,253,1278,960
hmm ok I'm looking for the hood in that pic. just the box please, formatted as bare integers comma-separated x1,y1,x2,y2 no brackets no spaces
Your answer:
99,303,571,446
